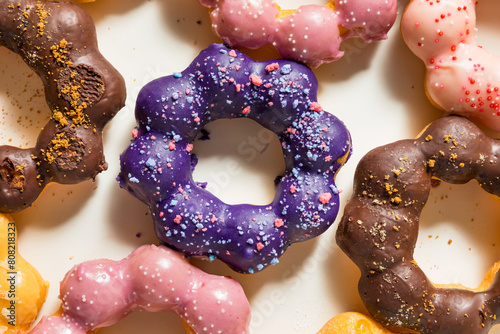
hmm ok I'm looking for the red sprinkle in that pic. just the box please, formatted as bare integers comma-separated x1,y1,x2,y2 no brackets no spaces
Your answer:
319,192,332,204
250,75,263,86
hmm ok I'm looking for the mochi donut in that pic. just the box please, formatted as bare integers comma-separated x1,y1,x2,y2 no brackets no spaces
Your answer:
0,0,126,213
317,312,394,334
118,44,352,274
198,0,398,68
336,116,500,334
401,0,500,131
0,213,49,333
31,244,251,334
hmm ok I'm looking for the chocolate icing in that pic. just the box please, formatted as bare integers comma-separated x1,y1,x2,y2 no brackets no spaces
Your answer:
0,0,126,212
118,44,352,274
336,116,500,334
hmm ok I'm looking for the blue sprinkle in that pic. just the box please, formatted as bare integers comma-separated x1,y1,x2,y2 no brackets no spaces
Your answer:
186,96,194,103
219,49,227,54
281,100,287,108
257,264,264,271
196,223,204,229
248,268,254,274
330,185,339,195
145,158,156,167
170,199,178,206
246,238,254,245
281,64,292,75
172,92,179,100
303,88,310,94
209,254,216,261
173,134,181,142
129,176,139,183
271,258,279,265
292,100,299,108
173,72,182,78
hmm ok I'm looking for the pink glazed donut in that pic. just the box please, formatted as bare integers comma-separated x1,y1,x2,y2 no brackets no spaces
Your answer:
401,0,500,132
198,0,398,68
31,245,251,334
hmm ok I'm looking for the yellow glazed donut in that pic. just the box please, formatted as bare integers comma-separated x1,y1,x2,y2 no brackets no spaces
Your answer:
401,0,500,131
0,213,48,333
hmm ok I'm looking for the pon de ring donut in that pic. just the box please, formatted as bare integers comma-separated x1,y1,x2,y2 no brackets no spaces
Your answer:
0,0,126,213
336,116,500,334
118,44,352,274
198,0,398,68
401,0,500,131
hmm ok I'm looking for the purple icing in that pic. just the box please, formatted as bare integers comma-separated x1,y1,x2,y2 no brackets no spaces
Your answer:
118,44,352,274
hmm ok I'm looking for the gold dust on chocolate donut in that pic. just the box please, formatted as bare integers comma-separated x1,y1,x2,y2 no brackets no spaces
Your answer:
43,131,85,171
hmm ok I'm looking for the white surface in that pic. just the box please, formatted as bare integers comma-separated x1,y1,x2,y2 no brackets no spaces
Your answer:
1,0,500,332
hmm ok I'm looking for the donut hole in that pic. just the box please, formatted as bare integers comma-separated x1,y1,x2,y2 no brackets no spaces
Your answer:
191,118,286,205
0,48,51,148
414,180,500,288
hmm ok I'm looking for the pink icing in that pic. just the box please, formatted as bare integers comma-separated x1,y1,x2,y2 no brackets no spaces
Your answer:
198,0,398,68
31,245,251,334
401,0,500,131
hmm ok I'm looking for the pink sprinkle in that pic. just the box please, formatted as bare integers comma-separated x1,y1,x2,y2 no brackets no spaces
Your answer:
235,65,241,70
229,49,237,57
236,84,242,92
290,185,296,193
211,215,217,223
220,67,226,73
286,127,297,134
131,129,139,138
256,242,265,251
250,75,263,86
194,116,201,123
325,155,332,162
198,215,203,220
309,102,322,111
174,215,182,224
168,141,176,150
186,144,194,152
185,89,190,94
242,106,251,114
265,62,280,72
319,192,332,204
159,212,164,217
274,218,284,228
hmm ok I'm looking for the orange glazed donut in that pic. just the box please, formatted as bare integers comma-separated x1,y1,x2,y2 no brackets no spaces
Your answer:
336,116,500,334
198,0,398,68
0,213,49,333
317,312,395,334
0,0,126,213
401,0,500,131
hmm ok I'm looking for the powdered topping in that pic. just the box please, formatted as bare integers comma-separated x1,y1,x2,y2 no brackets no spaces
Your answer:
118,44,351,274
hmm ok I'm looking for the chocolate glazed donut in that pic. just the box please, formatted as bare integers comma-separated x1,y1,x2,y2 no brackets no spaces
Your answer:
336,116,500,334
0,0,126,212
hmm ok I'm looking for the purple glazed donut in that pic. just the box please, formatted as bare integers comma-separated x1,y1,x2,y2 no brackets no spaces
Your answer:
118,44,352,274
